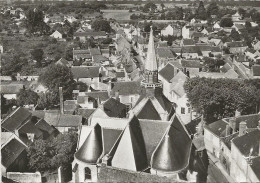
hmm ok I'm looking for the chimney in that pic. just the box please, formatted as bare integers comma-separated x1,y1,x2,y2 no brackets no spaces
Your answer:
229,117,236,134
115,91,120,101
225,124,231,136
235,109,241,117
59,87,64,114
238,121,247,137
97,97,101,107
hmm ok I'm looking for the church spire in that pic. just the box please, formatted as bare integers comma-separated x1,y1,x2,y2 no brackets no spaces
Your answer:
141,26,162,89
145,26,157,71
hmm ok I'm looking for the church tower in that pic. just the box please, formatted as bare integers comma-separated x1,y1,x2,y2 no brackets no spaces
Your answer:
141,27,163,89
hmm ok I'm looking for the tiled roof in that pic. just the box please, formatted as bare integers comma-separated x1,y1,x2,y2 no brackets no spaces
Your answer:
77,108,95,120
89,48,101,56
220,63,232,73
1,107,31,132
110,81,141,96
71,66,100,79
84,91,109,101
181,60,202,68
2,139,26,168
211,46,222,52
205,119,228,137
159,63,175,82
18,121,43,139
44,112,82,127
92,55,108,63
116,71,125,78
35,119,56,135
182,46,201,54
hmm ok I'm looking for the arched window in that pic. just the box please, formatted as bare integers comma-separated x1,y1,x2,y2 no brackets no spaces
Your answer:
84,167,91,180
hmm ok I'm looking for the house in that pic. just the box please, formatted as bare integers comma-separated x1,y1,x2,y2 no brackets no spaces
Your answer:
1,138,28,177
213,22,221,30
1,84,24,100
211,46,222,57
232,24,245,33
204,113,260,181
109,81,141,108
50,30,62,39
180,39,195,46
196,44,212,57
71,66,100,85
55,57,71,67
158,63,178,100
90,97,127,120
73,49,92,61
182,25,194,39
224,41,248,54
75,91,109,108
232,11,242,22
44,112,82,133
156,47,176,69
161,24,181,37
73,31,106,42
181,59,202,77
182,46,202,59
208,38,224,48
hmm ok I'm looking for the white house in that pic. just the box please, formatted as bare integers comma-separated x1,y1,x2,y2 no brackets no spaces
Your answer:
161,25,174,36
50,30,62,39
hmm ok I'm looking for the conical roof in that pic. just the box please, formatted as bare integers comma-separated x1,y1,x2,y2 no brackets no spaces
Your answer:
145,27,157,71
111,116,148,171
151,115,192,172
75,124,103,164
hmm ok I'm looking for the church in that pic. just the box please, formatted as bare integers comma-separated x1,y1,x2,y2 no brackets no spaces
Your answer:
71,28,206,182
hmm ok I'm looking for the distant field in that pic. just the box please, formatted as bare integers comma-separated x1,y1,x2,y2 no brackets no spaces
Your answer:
101,9,139,20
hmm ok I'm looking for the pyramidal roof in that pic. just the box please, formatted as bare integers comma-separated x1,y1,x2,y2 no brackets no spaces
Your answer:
111,116,148,171
75,124,103,164
151,115,192,172
137,99,161,120
145,27,157,71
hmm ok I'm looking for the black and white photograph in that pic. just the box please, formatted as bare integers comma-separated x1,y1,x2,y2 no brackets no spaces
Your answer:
1,0,260,182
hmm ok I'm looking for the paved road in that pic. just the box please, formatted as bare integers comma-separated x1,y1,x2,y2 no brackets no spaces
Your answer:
207,159,229,183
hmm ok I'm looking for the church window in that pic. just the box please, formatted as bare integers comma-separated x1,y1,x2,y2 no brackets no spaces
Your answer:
84,167,91,180
181,107,185,114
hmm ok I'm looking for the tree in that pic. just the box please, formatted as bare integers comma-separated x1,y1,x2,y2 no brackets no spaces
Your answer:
27,132,78,172
143,2,157,13
195,1,207,20
91,19,111,33
238,7,246,19
17,89,39,106
24,8,50,35
207,2,219,17
38,64,75,103
31,48,44,67
220,17,233,27
245,21,251,29
230,29,241,41
175,7,184,20
184,78,260,123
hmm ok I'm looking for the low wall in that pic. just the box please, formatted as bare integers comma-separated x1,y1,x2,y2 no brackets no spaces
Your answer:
98,166,185,182
7,172,41,183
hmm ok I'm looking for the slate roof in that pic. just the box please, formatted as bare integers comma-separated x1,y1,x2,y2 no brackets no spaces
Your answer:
35,119,56,135
137,99,161,120
102,98,127,118
77,108,96,120
71,66,100,79
226,41,247,48
159,63,175,82
205,119,228,137
18,122,43,139
157,48,176,58
102,128,122,156
116,71,125,78
181,60,202,68
232,130,260,157
1,84,24,94
182,39,195,46
92,55,108,63
182,46,202,55
44,113,82,127
84,91,109,101
90,48,102,56
2,139,26,168
252,65,260,76
251,156,260,180
220,63,232,73
151,115,192,172
1,107,31,132
110,81,141,96
75,124,103,164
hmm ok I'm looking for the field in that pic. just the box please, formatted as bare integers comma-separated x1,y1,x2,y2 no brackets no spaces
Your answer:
101,10,139,21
